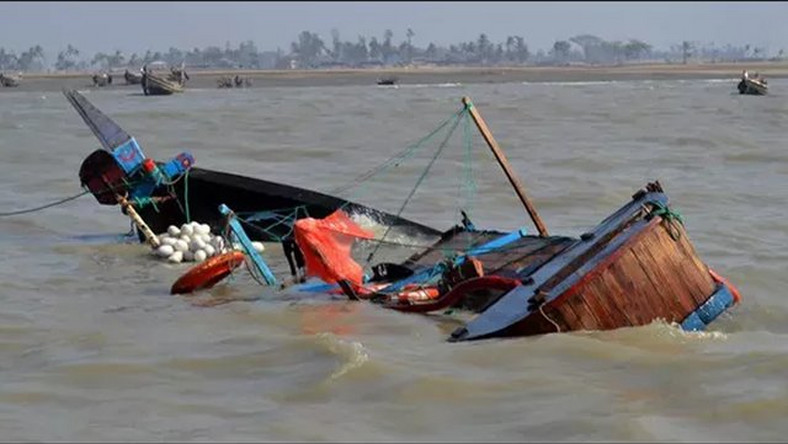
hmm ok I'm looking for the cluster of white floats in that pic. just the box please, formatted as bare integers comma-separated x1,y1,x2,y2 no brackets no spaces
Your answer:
152,221,264,263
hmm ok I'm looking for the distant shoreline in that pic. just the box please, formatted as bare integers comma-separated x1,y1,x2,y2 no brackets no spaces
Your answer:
5,62,788,92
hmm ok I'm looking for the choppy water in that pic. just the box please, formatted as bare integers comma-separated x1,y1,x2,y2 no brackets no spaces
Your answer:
1,78,787,441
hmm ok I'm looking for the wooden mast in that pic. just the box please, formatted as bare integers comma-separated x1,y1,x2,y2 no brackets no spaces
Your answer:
462,96,549,237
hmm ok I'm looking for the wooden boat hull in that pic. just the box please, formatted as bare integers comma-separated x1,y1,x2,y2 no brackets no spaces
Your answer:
738,78,767,95
142,73,183,95
449,183,738,341
135,166,441,242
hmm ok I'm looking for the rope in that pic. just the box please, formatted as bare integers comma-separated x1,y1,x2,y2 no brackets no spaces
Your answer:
648,201,684,241
539,304,561,333
365,109,465,265
329,110,465,197
0,189,91,217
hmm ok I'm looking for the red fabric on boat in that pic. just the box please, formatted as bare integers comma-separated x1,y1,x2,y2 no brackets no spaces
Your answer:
294,210,375,286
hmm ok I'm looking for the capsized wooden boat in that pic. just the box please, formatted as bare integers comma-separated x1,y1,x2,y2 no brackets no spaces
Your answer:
285,97,740,341
64,89,441,243
448,181,739,341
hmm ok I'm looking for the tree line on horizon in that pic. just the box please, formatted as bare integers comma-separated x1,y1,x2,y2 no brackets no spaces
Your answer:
0,29,779,73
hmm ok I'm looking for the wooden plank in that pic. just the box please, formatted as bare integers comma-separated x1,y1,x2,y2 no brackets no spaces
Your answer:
635,229,696,318
550,296,583,331
614,249,667,323
630,234,697,319
653,223,713,306
592,272,634,329
579,280,620,330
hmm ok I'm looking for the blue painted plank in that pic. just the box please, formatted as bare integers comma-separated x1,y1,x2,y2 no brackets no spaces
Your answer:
218,204,277,286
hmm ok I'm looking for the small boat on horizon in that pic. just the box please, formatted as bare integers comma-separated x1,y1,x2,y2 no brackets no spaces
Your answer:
0,72,20,87
124,69,143,85
141,61,188,95
376,76,398,86
737,70,767,95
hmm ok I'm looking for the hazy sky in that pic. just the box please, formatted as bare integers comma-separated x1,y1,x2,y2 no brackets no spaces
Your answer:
2,2,787,57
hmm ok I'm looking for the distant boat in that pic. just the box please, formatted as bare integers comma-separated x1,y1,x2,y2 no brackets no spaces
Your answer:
737,71,768,95
141,62,188,95
124,69,143,85
0,73,20,87
377,76,398,86
91,72,113,87
217,74,252,88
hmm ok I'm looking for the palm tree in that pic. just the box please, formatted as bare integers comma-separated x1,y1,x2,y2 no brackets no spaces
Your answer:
406,28,415,62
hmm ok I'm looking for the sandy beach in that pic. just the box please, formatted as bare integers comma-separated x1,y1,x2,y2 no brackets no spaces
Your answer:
4,61,788,92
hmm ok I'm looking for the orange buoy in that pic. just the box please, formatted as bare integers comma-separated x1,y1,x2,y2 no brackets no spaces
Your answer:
170,250,246,295
385,275,521,313
708,267,742,304
394,285,441,303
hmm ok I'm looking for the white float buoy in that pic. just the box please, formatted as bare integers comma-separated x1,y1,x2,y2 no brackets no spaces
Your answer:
168,251,184,263
181,224,194,236
190,238,207,251
194,249,207,262
174,239,189,252
157,244,175,257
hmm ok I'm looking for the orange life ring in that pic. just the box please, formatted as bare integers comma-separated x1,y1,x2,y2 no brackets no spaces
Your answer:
708,267,742,304
171,250,246,295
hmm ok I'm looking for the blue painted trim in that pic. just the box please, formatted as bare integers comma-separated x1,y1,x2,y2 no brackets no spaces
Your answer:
383,227,528,293
218,204,277,286
680,282,735,331
679,311,706,332
292,227,528,295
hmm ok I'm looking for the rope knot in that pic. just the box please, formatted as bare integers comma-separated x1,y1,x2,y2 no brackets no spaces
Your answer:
647,201,684,241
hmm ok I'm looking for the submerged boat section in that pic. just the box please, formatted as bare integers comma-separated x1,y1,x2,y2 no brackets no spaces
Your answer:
450,182,738,341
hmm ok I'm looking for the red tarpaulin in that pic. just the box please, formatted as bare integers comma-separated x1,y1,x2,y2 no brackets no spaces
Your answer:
293,210,375,286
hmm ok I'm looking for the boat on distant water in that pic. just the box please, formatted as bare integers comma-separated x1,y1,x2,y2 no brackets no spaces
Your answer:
217,75,252,88
124,69,143,85
737,70,767,95
0,73,20,87
376,76,398,86
141,61,188,95
91,72,113,87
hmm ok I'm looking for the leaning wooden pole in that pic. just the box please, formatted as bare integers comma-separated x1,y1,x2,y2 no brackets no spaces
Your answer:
462,96,549,237
116,194,161,249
